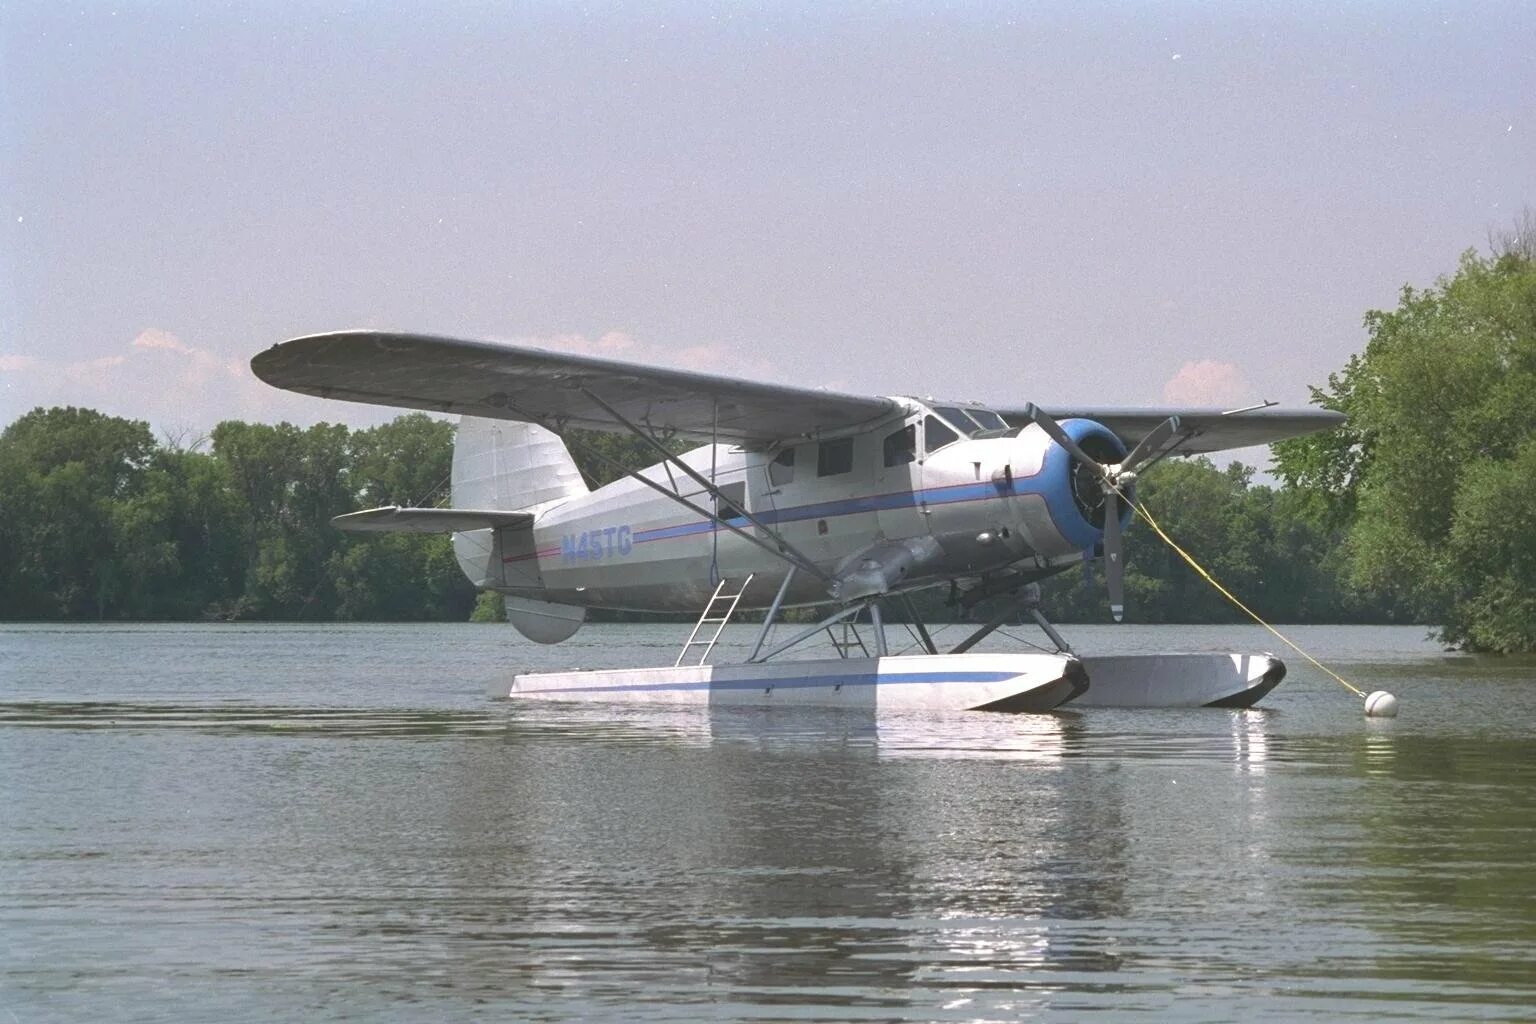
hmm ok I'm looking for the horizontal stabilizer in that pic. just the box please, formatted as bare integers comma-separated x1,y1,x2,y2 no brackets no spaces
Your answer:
331,506,534,534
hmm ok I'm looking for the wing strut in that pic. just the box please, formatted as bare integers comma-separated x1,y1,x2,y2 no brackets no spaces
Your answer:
575,388,834,583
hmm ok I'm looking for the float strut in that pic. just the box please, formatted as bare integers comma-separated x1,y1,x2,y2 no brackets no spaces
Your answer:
868,602,888,658
949,604,1013,654
748,567,797,662
898,594,939,655
752,601,869,663
1029,608,1074,655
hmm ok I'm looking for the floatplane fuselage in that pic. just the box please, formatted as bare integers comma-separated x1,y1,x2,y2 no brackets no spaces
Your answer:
466,399,1120,618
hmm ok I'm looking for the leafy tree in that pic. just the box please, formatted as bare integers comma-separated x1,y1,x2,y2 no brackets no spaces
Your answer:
332,415,475,620
329,533,470,621
1441,438,1536,651
470,589,507,623
1275,248,1536,651
350,414,456,508
210,420,354,618
1261,486,1364,623
0,408,156,618
0,405,155,493
108,448,243,618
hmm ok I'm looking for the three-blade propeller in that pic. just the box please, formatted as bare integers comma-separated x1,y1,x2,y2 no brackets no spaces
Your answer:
1020,404,1182,622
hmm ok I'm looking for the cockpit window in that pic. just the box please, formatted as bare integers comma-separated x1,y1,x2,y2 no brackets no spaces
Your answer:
933,406,978,436
968,408,1009,432
924,415,960,454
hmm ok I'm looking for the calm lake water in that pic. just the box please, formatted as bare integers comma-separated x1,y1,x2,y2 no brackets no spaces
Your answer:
2,621,1534,1022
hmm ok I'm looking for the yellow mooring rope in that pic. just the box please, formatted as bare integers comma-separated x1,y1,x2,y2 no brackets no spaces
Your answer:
1125,494,1367,700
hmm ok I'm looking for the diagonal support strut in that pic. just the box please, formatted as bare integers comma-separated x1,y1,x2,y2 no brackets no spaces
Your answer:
574,388,833,582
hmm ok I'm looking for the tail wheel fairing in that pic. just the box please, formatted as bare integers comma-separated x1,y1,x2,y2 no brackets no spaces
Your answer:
505,596,586,644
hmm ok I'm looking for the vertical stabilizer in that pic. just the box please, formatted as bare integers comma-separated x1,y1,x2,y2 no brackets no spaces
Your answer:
451,416,588,593
452,416,588,512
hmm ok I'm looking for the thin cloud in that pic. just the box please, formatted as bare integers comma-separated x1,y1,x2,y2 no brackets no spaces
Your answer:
132,328,193,353
1162,359,1251,407
0,329,351,432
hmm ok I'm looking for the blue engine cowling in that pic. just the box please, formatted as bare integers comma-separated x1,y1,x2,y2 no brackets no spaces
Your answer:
1009,419,1134,561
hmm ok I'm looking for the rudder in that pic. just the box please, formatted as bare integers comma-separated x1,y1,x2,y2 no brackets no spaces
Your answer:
451,417,590,646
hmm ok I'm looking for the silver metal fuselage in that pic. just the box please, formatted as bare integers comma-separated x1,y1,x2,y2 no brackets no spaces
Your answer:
461,400,1128,612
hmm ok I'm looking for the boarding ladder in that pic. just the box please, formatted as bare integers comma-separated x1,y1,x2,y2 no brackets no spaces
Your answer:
676,575,755,666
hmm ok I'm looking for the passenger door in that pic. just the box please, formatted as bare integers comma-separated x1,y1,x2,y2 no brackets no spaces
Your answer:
874,418,927,542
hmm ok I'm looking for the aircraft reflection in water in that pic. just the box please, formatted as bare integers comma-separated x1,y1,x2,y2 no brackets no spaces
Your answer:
410,704,1282,1005
429,706,1107,1000
253,330,1343,713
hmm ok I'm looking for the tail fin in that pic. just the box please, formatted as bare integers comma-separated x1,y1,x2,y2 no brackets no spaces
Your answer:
451,417,590,644
452,416,587,512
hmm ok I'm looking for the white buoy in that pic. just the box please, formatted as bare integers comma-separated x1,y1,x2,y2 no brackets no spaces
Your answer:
1364,690,1399,718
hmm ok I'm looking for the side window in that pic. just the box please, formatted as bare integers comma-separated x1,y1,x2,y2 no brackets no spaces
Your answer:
714,481,747,519
769,447,795,487
817,438,854,476
883,424,916,467
924,415,959,454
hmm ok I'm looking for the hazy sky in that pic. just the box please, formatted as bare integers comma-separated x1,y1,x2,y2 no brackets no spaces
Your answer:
4,1,1533,454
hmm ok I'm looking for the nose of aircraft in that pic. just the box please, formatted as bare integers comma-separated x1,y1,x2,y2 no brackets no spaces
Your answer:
1019,405,1182,622
1062,431,1132,530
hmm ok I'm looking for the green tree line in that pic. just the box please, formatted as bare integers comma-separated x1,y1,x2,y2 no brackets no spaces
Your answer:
0,410,470,621
0,403,1387,628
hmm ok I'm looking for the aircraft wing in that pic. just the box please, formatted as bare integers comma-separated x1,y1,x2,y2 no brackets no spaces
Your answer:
252,331,897,445
999,406,1346,454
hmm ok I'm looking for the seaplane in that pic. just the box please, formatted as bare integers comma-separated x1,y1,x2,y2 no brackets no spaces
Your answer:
252,331,1344,714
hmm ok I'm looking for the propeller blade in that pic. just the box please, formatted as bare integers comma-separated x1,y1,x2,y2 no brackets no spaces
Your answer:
1120,415,1183,475
1020,403,1110,483
1104,492,1125,622
1023,404,1167,624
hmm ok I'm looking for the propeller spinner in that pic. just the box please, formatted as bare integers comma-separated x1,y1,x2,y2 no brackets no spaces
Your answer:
1020,404,1181,622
